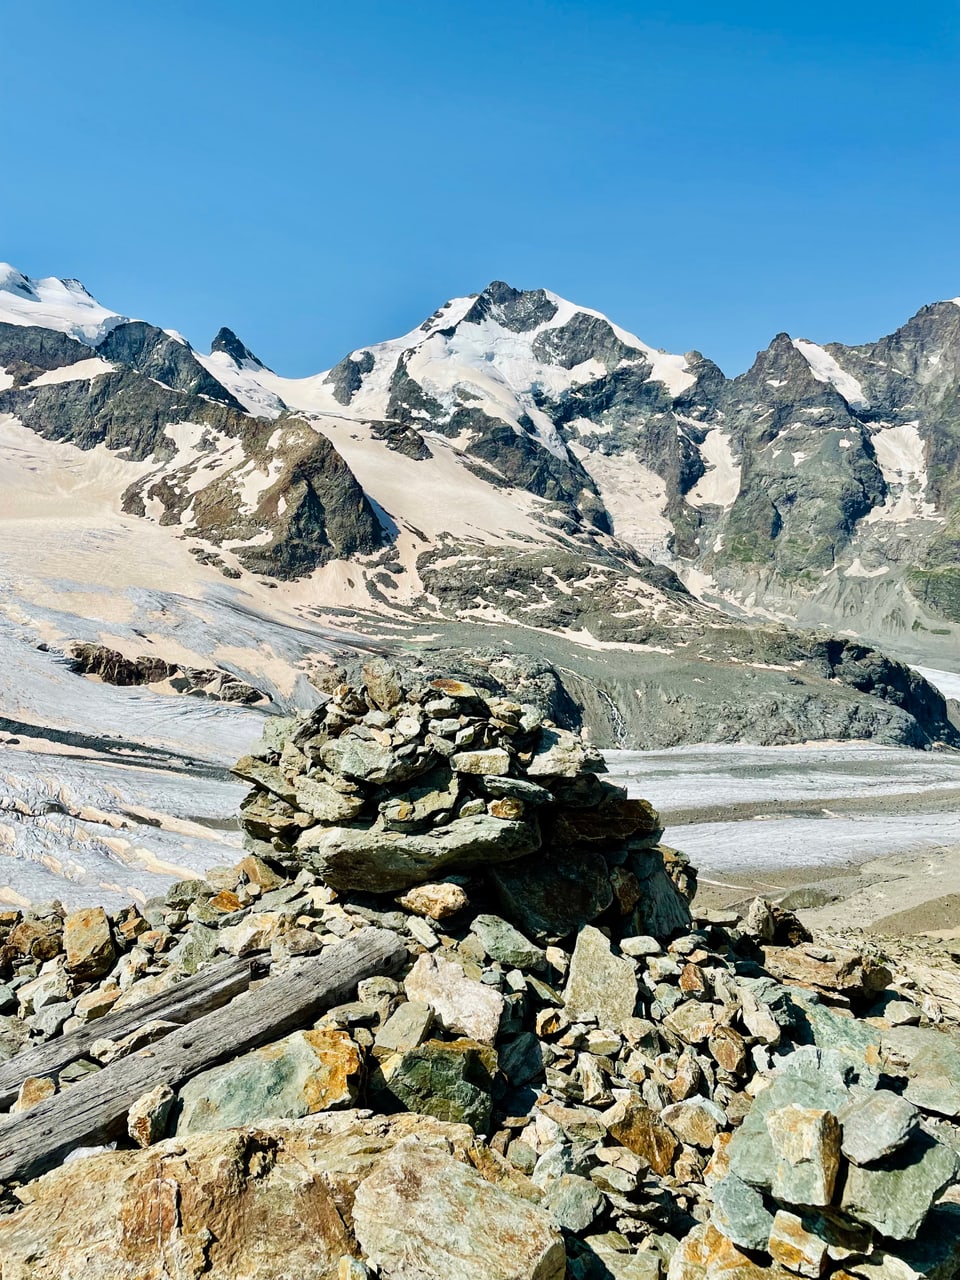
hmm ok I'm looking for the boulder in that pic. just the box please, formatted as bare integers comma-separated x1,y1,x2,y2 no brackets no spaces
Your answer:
405,952,504,1044
395,882,469,920
297,814,541,893
881,1025,960,1118
710,1173,775,1252
370,1038,498,1133
491,850,613,943
471,913,546,972
176,1029,361,1134
840,1091,919,1167
606,1097,678,1176
127,1083,175,1148
840,1128,960,1241
352,1138,565,1280
766,1104,841,1207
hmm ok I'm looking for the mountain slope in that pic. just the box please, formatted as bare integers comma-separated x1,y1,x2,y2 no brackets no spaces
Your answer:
0,264,957,756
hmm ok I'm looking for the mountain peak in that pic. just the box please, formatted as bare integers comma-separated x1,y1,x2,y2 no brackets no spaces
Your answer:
211,326,270,371
0,264,124,344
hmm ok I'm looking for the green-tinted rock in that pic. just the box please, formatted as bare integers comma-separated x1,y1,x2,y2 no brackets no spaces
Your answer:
544,1173,604,1232
176,1029,361,1134
841,1128,960,1241
491,850,613,943
471,913,546,972
371,1038,498,1134
711,1174,775,1252
881,1025,960,1118
373,1000,434,1056
298,813,541,892
840,1090,919,1166
294,775,365,822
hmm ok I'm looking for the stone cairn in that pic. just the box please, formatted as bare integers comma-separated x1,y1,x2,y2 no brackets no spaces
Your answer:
1,661,960,1279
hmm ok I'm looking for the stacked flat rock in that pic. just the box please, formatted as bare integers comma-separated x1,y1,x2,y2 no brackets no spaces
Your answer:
232,661,693,944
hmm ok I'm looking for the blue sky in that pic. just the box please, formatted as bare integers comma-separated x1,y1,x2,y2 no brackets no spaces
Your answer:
1,1,957,375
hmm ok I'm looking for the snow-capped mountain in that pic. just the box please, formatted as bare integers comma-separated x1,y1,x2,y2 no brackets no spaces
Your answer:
0,262,957,756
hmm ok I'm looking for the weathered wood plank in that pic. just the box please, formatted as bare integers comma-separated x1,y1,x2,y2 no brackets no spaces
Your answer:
0,927,407,1185
0,956,257,1109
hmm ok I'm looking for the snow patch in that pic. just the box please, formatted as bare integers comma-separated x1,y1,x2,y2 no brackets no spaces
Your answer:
864,421,940,524
685,424,740,509
27,357,115,387
792,339,868,408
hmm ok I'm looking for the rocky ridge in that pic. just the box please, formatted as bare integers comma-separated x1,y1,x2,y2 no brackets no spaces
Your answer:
1,667,960,1278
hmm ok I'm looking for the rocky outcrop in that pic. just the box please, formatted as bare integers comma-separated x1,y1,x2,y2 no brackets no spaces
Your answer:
68,642,267,704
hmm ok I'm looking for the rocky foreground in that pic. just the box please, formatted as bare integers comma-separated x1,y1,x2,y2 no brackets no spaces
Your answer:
1,666,960,1278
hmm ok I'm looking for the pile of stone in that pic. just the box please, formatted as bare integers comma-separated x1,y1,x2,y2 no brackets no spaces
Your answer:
1,665,960,1279
231,659,694,942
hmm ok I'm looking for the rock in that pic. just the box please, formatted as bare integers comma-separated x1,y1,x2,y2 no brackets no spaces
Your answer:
451,747,511,775
881,1025,960,1118
13,1075,56,1113
237,853,287,891
127,1083,175,1147
710,1174,775,1252
471,913,547,971
381,765,461,830
527,727,598,778
544,1172,604,1231
482,775,553,804
500,1031,546,1086
840,1091,919,1166
371,1039,498,1134
362,658,403,710
661,1097,726,1149
63,907,115,981
491,850,613,942
840,1128,960,1241
625,848,694,940
709,1025,749,1076
763,943,891,1002
405,951,504,1043
563,925,638,1032
294,775,366,822
217,910,286,956
768,1209,829,1278
373,1000,434,1055
766,1104,841,1207
843,1204,960,1279
338,1258,373,1280
606,1097,678,1176
0,1111,480,1280
396,881,469,920
353,1137,566,1280
176,1029,362,1134
661,999,720,1045
668,1222,794,1280
298,813,541,893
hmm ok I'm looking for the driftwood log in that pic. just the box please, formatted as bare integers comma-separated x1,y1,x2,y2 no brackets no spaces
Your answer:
0,926,407,1185
0,956,257,1110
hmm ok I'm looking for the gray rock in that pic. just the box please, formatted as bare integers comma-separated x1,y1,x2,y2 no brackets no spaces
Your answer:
471,913,547,971
563,926,638,1032
710,1174,775,1252
882,1025,960,1118
500,1031,546,1086
353,1138,566,1280
373,1001,434,1056
766,1103,841,1208
841,1128,960,1241
544,1173,604,1232
481,775,554,804
297,813,541,892
491,850,613,943
840,1090,919,1166
452,747,511,775
527,728,598,778
294,775,366,822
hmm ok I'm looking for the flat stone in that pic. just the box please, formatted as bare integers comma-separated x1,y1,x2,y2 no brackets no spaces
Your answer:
176,1029,361,1134
526,727,599,778
127,1083,175,1148
405,951,504,1044
768,1210,829,1278
63,907,115,982
218,911,286,956
298,813,541,893
840,1090,919,1166
763,943,891,1001
491,850,613,943
472,913,546,972
481,775,553,804
353,1137,565,1280
381,765,461,830
396,882,468,922
661,1000,721,1045
294,775,366,822
371,1038,498,1134
451,747,511,776
840,1128,960,1241
13,1075,56,1113
373,1001,434,1056
766,1104,841,1208
710,1174,775,1252
844,1204,960,1280
667,1222,795,1280
320,734,431,785
562,925,638,1032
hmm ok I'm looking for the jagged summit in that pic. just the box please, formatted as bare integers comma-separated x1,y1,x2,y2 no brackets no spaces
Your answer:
210,325,270,371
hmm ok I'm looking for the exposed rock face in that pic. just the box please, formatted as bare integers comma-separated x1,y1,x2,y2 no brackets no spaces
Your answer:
68,642,266,703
